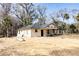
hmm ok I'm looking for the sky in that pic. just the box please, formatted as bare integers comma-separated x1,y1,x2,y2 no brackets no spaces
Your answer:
35,3,79,24
37,3,79,14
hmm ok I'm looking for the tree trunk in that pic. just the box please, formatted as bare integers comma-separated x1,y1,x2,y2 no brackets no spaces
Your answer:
12,26,13,36
7,28,9,37
63,18,64,34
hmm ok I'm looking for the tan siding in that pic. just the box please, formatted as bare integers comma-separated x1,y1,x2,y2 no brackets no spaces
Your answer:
46,24,57,29
31,29,41,37
31,29,47,37
43,30,47,37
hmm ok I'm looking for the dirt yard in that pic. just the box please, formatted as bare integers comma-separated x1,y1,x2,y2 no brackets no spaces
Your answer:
0,34,79,56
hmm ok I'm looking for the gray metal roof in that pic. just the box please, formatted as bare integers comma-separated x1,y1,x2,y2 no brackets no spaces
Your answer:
18,23,58,30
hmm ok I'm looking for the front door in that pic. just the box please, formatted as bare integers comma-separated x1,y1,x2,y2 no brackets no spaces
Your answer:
41,30,43,36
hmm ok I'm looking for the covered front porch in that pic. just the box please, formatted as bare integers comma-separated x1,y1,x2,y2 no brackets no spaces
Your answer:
41,29,63,37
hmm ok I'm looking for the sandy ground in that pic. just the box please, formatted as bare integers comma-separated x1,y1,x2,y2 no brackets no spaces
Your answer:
0,34,79,56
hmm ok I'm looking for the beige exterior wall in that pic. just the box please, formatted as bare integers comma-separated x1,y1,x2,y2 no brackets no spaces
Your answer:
43,29,47,37
17,29,48,41
31,29,47,37
46,24,57,29
31,29,41,37
17,28,60,41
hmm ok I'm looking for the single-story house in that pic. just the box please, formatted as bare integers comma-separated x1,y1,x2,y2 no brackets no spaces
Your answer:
17,23,63,41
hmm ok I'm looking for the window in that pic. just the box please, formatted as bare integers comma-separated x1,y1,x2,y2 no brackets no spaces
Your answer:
35,29,38,32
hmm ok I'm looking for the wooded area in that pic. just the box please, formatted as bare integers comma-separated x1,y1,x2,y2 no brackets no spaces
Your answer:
0,3,79,37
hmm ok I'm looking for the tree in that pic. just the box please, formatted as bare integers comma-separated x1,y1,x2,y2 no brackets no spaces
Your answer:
13,3,37,26
58,9,70,34
2,16,12,37
75,13,79,21
37,5,47,25
0,3,11,16
51,9,70,33
58,9,70,22
0,3,12,37
73,13,79,32
51,17,59,27
64,13,69,19
69,24,76,33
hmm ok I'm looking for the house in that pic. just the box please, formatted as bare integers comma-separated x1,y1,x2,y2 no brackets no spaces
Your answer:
17,23,63,41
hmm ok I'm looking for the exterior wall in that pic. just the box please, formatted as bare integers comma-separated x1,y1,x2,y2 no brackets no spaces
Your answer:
17,29,61,41
31,29,47,37
17,29,48,41
17,29,31,41
17,28,61,41
31,29,41,37
46,24,57,29
43,30,47,37
49,24,56,28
